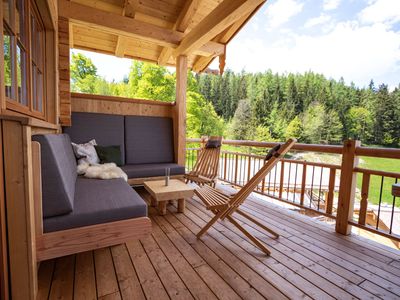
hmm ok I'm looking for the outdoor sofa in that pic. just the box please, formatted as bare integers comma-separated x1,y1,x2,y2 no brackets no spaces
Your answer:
32,112,185,260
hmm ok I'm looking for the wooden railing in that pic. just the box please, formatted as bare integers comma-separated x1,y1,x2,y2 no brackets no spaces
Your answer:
186,138,400,244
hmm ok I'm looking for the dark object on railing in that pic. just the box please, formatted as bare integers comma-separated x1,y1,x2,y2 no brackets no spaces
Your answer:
392,183,400,197
205,139,222,148
265,144,281,161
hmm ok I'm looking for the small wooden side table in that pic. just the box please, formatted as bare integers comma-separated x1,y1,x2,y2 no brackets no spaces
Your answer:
144,179,195,215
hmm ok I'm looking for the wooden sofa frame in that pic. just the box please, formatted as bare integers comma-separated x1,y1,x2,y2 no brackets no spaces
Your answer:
32,141,152,261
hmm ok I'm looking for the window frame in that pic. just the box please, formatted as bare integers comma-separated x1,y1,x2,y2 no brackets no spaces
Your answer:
2,0,47,119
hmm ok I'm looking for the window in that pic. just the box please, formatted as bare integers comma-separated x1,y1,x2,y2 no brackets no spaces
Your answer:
2,0,46,118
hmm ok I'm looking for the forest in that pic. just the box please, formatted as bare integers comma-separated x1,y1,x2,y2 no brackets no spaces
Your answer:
71,53,400,147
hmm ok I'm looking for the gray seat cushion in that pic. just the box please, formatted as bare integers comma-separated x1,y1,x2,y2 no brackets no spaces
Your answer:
43,178,147,232
63,112,126,165
121,163,185,179
32,134,77,218
125,116,174,164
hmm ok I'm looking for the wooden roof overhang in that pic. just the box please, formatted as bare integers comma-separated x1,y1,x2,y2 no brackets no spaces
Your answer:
58,0,266,73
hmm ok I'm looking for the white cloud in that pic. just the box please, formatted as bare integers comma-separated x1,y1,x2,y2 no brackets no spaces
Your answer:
323,0,341,11
226,21,400,87
359,0,400,25
265,0,304,29
304,14,332,28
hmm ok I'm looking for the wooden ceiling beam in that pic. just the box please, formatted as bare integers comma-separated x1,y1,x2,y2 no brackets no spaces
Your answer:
115,36,129,57
173,0,265,57
59,0,223,57
158,0,200,66
124,0,138,18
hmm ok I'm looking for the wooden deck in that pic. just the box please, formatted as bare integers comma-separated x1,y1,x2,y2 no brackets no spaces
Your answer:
37,186,400,300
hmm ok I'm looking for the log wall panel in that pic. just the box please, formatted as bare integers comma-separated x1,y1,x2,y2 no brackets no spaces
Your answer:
58,17,71,126
71,93,174,118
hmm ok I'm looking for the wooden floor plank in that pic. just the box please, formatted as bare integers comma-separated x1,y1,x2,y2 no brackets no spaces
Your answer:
235,199,400,295
163,212,268,300
126,239,170,300
140,233,195,300
247,195,400,264
110,244,146,300
243,199,400,279
74,251,96,300
94,248,119,298
177,204,311,299
185,201,336,300
164,207,288,300
36,188,400,300
37,260,55,300
49,255,75,300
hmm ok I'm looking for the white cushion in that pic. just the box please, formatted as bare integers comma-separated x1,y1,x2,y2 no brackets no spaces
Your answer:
71,139,100,165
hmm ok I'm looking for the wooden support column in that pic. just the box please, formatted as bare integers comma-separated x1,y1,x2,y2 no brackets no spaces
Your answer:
335,140,360,235
174,55,188,166
58,17,71,126
2,120,37,299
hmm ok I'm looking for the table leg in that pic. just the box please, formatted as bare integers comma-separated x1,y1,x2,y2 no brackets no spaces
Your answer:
151,197,157,207
178,198,185,213
158,201,167,215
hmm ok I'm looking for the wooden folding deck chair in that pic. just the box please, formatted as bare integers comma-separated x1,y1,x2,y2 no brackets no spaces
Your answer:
195,138,296,255
185,136,222,187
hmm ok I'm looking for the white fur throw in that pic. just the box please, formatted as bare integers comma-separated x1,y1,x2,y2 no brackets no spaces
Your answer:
77,163,128,181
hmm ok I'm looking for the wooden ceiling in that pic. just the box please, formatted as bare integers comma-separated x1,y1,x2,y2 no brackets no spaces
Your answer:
59,0,266,72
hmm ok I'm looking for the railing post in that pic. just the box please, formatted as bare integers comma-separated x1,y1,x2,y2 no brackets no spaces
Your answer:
335,139,360,235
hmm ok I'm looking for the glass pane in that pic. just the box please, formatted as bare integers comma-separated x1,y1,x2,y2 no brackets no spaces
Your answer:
16,0,26,44
32,64,37,109
37,71,43,112
3,29,15,99
16,44,27,105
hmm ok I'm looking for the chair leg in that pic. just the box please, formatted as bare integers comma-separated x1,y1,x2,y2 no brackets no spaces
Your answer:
235,209,279,239
197,210,225,238
226,215,271,255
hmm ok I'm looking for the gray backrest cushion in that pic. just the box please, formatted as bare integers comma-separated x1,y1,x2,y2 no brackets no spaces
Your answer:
32,134,77,217
125,116,174,164
63,112,126,165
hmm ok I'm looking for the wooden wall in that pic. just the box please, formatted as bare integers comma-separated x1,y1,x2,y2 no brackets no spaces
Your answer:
71,93,175,118
58,17,71,126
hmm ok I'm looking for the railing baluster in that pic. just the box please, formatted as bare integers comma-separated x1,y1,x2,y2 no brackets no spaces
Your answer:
293,163,298,203
287,162,291,200
234,154,239,184
279,161,285,198
310,166,315,208
247,155,251,186
376,176,384,230
326,168,336,215
358,173,370,225
318,167,324,211
300,164,307,206
389,178,398,234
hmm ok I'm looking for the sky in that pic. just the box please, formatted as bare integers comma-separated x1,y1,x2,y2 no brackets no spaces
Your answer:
74,0,400,89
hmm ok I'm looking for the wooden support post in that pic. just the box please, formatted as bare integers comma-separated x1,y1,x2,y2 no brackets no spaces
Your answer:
336,140,360,235
174,55,188,166
2,121,37,299
326,168,336,215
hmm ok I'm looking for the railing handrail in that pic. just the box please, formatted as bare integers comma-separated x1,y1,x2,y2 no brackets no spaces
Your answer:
187,138,400,159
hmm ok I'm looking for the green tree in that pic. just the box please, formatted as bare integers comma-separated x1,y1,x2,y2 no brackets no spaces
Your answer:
70,53,98,93
186,91,225,137
346,107,373,142
229,99,255,140
285,116,303,140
